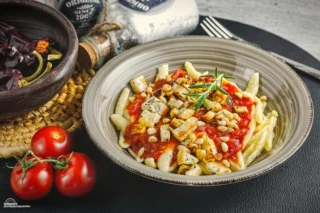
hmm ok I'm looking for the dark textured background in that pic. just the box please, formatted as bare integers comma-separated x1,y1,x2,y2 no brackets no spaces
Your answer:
0,16,319,213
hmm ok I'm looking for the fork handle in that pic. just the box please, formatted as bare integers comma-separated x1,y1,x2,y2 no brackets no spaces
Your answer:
270,52,320,80
230,37,320,80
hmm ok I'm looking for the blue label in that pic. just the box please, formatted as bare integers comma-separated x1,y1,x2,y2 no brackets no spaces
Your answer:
118,0,167,12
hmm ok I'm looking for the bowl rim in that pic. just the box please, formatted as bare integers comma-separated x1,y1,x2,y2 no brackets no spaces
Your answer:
83,36,314,186
0,0,78,98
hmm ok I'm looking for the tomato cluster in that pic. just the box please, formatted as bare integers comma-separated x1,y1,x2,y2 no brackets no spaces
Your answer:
10,126,96,200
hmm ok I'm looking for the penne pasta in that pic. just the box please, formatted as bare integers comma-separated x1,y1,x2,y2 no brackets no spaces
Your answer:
245,72,259,96
128,148,144,163
254,97,264,124
242,106,257,148
243,130,268,166
118,133,130,149
229,152,245,171
110,114,129,132
185,61,201,80
115,88,130,116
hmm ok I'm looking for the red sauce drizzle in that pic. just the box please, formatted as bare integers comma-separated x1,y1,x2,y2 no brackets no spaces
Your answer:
153,79,169,91
195,82,255,160
127,93,145,123
125,80,255,163
125,85,179,163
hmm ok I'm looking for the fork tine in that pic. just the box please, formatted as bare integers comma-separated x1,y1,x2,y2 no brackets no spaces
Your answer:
200,23,215,37
206,17,230,39
203,20,223,38
208,16,234,38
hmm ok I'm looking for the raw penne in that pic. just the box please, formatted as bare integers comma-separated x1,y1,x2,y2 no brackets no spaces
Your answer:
111,62,278,175
115,88,130,116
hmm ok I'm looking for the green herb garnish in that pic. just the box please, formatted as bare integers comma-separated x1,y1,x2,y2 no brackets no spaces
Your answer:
185,67,233,111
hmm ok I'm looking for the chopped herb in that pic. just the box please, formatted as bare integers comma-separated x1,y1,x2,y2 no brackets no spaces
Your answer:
185,67,232,111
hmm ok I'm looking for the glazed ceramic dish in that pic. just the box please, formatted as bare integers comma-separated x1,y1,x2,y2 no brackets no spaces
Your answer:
83,36,313,185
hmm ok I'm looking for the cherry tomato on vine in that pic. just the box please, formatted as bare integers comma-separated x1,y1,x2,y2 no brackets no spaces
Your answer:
55,152,96,197
31,126,72,158
10,156,53,200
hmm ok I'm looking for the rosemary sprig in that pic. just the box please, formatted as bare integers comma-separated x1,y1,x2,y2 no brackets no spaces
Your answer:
185,67,233,111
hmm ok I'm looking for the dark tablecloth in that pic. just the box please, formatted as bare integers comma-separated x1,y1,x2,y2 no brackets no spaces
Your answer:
1,16,320,213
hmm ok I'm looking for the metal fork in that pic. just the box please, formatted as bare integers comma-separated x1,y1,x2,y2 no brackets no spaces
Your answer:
201,16,320,81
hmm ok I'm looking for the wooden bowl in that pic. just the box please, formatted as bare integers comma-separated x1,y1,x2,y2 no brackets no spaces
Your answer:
0,0,78,119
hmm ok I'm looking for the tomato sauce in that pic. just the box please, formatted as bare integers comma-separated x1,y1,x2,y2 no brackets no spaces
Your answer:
194,82,254,160
125,91,179,163
125,81,254,163
125,121,179,162
127,93,145,123
153,79,169,91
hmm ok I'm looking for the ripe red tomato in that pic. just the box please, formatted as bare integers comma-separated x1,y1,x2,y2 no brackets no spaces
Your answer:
55,152,96,197
31,126,72,158
10,157,53,200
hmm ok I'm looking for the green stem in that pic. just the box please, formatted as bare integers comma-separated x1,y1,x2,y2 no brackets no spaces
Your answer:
48,47,62,61
23,62,52,86
24,51,44,82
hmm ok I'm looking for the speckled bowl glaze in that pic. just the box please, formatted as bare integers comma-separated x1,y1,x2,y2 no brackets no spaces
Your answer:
0,0,78,119
83,36,313,186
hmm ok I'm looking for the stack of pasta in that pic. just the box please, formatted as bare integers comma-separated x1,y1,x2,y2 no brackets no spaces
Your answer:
111,62,277,176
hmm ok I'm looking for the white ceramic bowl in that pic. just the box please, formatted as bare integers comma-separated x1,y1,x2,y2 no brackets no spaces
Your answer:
83,36,313,186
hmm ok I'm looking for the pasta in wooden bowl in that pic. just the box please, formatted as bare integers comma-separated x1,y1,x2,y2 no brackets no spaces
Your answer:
110,62,278,176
